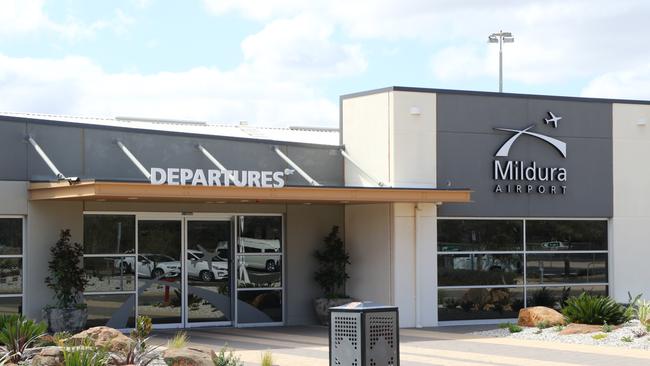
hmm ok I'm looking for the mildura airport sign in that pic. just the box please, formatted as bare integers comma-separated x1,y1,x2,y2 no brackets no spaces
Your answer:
493,112,567,195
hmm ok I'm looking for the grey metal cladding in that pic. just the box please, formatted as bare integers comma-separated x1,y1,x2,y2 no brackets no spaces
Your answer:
0,120,28,180
436,93,613,218
27,123,84,181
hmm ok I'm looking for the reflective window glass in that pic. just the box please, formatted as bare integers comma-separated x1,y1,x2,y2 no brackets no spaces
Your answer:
438,220,523,252
0,218,22,255
237,290,282,323
86,294,135,328
0,258,22,295
0,297,21,315
526,253,607,284
237,255,282,288
438,287,524,321
238,216,282,254
84,257,135,293
526,220,607,251
438,254,523,286
84,215,135,254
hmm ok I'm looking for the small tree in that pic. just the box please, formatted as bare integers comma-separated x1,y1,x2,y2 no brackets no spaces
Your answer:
314,226,350,298
45,229,88,308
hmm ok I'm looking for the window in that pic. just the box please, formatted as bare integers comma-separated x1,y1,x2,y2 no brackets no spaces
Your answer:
437,219,608,321
0,218,23,314
83,215,136,328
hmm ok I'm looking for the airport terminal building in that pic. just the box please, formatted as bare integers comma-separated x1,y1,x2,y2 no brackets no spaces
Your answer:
0,86,648,328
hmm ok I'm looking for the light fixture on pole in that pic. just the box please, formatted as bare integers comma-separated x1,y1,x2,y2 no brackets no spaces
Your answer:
488,30,514,93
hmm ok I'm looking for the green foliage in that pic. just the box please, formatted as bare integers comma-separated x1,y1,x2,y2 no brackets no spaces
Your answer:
45,230,88,309
636,300,650,326
167,331,188,349
602,322,613,333
592,333,607,340
507,323,522,333
498,323,509,329
313,226,350,298
211,345,243,366
536,320,550,330
54,331,73,346
621,336,633,343
554,325,565,332
130,315,153,348
0,314,47,363
562,293,632,325
260,351,273,366
63,346,109,366
111,338,158,366
625,293,643,322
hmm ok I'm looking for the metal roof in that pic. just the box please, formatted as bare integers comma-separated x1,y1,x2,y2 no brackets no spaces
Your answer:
0,111,340,146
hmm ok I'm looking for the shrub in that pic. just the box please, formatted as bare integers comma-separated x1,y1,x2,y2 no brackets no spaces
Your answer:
313,226,350,298
621,336,633,343
261,351,273,366
63,346,109,366
45,230,88,309
0,315,47,363
592,333,607,340
212,345,243,366
602,322,613,333
554,325,565,332
562,293,631,325
167,331,188,349
636,300,650,326
536,320,550,330
507,323,522,333
130,315,153,348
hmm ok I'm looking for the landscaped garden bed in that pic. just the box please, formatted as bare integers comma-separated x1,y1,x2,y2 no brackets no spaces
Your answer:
472,292,650,350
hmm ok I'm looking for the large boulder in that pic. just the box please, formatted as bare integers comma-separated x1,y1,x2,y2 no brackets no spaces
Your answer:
517,306,566,327
163,347,214,366
31,346,64,366
67,326,133,355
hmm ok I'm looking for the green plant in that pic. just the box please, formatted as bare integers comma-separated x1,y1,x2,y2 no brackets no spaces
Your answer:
592,333,607,340
63,346,109,366
562,293,631,325
636,300,650,326
261,351,273,366
130,315,153,348
313,226,350,298
211,345,243,366
111,339,159,366
536,320,550,330
625,293,643,321
0,314,47,363
54,331,73,346
602,321,613,333
498,323,509,329
167,331,188,349
621,336,633,343
45,230,88,309
506,323,522,333
554,325,565,332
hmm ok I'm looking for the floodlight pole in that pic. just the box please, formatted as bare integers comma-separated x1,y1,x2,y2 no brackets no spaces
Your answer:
488,30,514,93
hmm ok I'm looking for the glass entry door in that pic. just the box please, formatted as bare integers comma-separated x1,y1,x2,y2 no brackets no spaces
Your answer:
185,219,233,326
136,219,183,328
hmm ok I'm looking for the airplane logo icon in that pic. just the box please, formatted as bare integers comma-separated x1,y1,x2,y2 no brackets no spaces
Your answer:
544,111,562,128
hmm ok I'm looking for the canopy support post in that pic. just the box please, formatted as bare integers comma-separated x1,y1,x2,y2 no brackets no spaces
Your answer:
273,146,320,186
116,140,151,179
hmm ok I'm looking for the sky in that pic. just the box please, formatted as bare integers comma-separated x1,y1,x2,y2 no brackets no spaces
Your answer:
1,0,649,128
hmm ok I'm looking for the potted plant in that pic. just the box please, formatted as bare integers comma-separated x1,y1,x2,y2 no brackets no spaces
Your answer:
43,229,89,333
313,226,353,325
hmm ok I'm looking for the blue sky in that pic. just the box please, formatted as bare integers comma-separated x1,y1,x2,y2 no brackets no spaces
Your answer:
0,0,649,127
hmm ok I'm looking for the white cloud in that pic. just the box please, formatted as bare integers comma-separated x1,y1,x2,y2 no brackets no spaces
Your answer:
0,54,338,127
241,14,366,78
0,0,134,40
581,64,650,100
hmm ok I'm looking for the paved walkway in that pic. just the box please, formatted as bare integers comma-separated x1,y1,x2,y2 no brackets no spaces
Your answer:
152,325,650,365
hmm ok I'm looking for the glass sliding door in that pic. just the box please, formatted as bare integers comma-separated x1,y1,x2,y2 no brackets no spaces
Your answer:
137,219,183,327
236,216,283,325
185,219,233,326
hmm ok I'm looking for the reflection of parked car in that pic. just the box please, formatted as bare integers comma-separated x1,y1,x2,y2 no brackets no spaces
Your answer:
136,254,180,279
187,249,228,281
453,254,518,272
541,241,569,250
239,238,281,272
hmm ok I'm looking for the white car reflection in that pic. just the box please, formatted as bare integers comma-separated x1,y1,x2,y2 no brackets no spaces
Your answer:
239,238,281,272
114,254,180,279
187,249,229,281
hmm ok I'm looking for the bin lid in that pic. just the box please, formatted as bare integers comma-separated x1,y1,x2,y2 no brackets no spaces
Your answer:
329,301,398,312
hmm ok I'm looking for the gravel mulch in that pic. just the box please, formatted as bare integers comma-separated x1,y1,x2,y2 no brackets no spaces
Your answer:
471,320,650,350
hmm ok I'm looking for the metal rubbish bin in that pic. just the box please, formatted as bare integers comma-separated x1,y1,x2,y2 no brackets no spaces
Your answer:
329,302,399,366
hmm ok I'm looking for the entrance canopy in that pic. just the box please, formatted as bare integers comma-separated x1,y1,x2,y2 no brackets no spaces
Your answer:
29,181,471,204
